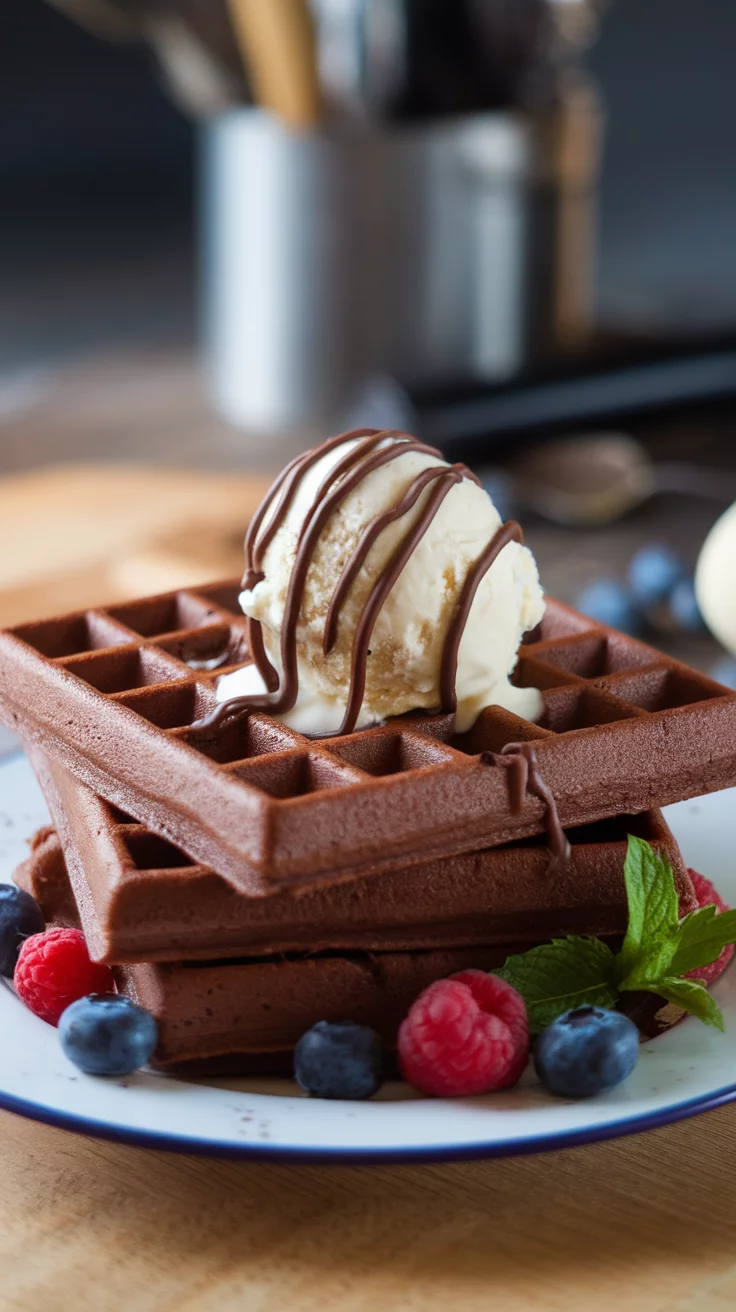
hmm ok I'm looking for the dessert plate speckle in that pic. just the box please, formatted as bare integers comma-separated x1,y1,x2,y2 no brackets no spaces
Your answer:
0,748,735,1164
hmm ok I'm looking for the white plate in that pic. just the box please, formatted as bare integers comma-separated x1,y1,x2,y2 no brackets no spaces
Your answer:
0,750,735,1164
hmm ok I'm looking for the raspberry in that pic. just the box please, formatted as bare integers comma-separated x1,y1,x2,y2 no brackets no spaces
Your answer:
398,969,529,1097
685,869,734,987
14,928,115,1026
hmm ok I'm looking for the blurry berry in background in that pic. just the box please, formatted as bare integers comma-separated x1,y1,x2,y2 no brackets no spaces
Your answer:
480,470,514,524
668,577,704,632
575,580,640,635
710,657,736,690
628,544,684,606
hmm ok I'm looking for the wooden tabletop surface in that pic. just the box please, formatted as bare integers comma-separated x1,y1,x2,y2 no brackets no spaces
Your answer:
3,1104,736,1312
0,349,733,1311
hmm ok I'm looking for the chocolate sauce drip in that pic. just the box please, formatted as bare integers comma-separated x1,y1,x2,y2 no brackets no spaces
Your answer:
439,521,523,712
323,464,466,656
335,467,463,736
243,428,382,587
197,429,526,736
271,434,444,715
241,428,405,680
484,742,571,872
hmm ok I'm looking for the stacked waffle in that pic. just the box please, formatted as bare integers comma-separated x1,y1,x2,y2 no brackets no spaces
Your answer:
4,578,734,1073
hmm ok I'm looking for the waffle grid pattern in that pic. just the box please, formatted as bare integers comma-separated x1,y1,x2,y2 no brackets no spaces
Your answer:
2,580,734,892
75,809,685,964
34,747,695,966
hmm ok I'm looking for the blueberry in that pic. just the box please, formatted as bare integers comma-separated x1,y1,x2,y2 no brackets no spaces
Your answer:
0,885,45,977
534,1006,639,1099
59,994,158,1077
668,577,704,632
628,544,684,606
710,656,736,690
480,470,514,524
294,1021,386,1099
575,580,640,635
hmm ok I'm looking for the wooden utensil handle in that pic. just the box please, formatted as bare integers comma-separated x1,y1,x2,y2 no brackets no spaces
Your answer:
227,0,321,129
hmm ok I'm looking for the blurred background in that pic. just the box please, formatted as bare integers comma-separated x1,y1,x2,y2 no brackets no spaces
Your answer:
2,0,736,681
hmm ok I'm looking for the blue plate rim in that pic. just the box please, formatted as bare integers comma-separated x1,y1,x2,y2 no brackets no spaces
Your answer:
1,744,734,1164
2,1078,735,1165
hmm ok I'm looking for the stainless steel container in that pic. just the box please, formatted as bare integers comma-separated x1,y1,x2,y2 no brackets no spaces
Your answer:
201,75,603,443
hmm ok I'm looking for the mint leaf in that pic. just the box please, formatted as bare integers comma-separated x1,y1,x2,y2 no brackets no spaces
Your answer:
669,905,736,976
493,837,736,1036
616,836,680,988
638,976,725,1031
496,937,619,1033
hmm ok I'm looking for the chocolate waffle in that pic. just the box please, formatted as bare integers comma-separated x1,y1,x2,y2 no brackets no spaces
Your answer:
27,748,695,964
10,833,629,1070
1,581,734,892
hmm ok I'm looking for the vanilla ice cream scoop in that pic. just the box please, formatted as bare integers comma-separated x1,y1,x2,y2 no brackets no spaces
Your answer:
215,429,545,735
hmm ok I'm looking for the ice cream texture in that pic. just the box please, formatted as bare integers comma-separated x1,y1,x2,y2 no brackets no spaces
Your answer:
216,431,545,735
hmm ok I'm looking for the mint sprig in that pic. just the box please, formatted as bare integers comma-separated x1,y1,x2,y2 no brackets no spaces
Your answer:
495,836,736,1033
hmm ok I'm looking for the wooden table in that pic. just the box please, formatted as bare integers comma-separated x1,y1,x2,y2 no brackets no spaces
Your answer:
0,352,734,1310
2,1105,736,1312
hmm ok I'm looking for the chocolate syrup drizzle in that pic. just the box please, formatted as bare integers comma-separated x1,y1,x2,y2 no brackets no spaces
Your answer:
482,742,571,873
197,426,511,735
196,427,569,867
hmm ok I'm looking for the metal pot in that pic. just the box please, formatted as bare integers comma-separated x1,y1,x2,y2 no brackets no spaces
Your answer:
201,74,603,441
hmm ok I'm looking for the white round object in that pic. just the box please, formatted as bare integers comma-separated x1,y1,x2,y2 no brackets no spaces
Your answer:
695,502,736,654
